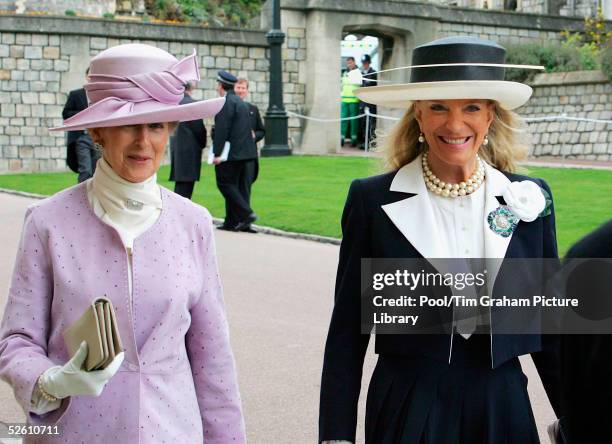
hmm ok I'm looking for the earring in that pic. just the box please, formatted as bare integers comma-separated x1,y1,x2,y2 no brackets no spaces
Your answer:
93,142,104,152
483,135,489,146
418,133,425,143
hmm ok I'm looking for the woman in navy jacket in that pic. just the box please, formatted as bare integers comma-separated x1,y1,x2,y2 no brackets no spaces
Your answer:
319,37,561,444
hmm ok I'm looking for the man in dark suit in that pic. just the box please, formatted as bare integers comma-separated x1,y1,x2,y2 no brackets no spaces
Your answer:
169,82,207,199
62,68,100,182
212,71,258,232
234,78,264,233
358,54,377,149
551,220,612,443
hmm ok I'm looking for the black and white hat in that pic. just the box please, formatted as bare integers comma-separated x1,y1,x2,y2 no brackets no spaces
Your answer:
356,36,542,110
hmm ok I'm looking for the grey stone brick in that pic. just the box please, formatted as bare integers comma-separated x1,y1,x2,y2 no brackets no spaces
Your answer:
49,35,60,46
41,71,61,82
17,59,29,70
287,27,305,38
2,33,15,45
10,70,23,81
31,81,46,91
11,136,25,146
24,46,42,59
39,93,55,105
17,81,29,92
54,60,70,71
549,133,559,144
22,92,38,104
224,46,236,58
230,58,242,70
236,46,247,58
0,44,8,57
198,44,210,56
32,34,48,46
3,146,17,157
20,126,35,136
287,38,300,49
2,58,16,70
31,105,45,117
594,143,608,154
242,59,255,71
202,56,214,67
255,59,268,71
285,60,298,73
15,34,31,45
50,147,63,159
34,146,50,159
211,45,224,56
216,57,229,69
90,37,107,50
249,47,265,59
579,132,589,143
2,80,17,92
16,104,31,117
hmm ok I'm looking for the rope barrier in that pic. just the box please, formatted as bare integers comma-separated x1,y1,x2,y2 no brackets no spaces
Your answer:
286,110,612,125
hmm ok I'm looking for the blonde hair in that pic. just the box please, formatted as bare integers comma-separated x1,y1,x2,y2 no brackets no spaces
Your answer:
383,101,529,173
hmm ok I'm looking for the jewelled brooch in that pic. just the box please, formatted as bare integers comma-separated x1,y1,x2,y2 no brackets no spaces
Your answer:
487,206,519,238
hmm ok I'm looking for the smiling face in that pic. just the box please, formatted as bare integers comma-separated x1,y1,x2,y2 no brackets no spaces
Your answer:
235,81,248,100
415,99,493,180
89,123,171,183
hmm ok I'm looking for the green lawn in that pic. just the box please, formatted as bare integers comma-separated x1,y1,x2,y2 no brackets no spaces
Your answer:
0,156,609,256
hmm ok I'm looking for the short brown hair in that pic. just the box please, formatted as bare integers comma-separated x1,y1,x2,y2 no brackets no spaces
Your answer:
236,78,249,87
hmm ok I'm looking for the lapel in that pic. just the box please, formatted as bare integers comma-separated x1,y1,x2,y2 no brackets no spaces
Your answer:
381,155,445,259
381,156,514,290
482,162,512,292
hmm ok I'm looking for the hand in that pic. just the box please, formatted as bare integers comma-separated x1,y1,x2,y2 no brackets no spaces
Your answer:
39,341,124,399
212,157,223,165
251,130,256,140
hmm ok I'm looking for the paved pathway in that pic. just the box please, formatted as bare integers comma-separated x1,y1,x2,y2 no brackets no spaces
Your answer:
0,192,555,443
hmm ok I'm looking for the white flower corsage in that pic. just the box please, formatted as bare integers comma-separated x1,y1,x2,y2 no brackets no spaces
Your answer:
487,181,550,238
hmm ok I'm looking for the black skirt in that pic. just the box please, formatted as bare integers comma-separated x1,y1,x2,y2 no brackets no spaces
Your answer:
365,334,540,444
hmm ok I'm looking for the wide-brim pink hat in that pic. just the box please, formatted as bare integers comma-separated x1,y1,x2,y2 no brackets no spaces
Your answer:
50,43,225,131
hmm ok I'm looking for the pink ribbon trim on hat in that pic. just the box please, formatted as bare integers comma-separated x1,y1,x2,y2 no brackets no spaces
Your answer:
63,50,200,126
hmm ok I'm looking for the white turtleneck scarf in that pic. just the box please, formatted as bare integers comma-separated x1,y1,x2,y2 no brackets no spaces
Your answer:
88,157,163,250
30,158,163,416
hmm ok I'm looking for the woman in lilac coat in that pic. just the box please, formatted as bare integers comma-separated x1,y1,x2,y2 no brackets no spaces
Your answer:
0,44,246,443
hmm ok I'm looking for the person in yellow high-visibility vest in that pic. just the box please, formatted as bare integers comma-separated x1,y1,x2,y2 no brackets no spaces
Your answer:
341,57,361,147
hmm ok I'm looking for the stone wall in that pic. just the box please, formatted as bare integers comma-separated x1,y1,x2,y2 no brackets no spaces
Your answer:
437,22,561,43
522,71,612,160
0,14,306,173
0,0,115,15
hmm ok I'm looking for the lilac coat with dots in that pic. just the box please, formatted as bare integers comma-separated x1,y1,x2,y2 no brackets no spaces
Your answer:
0,182,247,443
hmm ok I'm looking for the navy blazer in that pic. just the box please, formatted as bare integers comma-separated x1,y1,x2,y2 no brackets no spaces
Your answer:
319,159,562,442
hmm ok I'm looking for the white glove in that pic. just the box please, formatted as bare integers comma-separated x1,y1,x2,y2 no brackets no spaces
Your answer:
39,341,124,399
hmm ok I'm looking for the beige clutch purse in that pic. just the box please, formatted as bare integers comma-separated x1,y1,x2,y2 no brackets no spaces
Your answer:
63,297,124,371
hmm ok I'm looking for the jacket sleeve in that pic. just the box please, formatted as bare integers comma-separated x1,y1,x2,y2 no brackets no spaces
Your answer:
62,91,80,120
253,106,265,143
530,179,563,418
0,207,70,424
319,180,371,443
212,99,234,156
186,211,246,444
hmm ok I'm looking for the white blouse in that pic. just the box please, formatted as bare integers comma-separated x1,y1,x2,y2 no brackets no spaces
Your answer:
429,183,488,339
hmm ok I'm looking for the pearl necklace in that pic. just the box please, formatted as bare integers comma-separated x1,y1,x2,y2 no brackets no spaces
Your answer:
422,152,485,198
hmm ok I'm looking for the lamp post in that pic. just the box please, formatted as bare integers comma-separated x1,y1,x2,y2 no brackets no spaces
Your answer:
261,0,291,157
